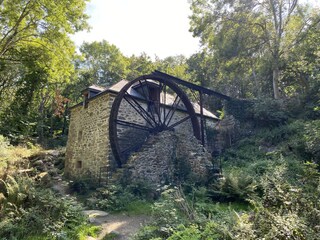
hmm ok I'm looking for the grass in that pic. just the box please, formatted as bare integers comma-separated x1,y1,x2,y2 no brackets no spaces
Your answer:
76,224,101,240
212,201,250,212
102,232,120,240
122,199,153,215
0,135,42,177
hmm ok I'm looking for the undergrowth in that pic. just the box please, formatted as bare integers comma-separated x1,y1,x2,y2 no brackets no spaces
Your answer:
0,174,100,240
0,138,100,240
0,135,41,178
2,110,320,239
134,119,320,239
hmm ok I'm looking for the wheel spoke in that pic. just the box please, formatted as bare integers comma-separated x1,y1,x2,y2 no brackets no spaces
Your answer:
144,82,158,124
116,119,152,131
156,82,163,125
123,92,158,127
164,95,181,126
163,84,166,123
120,142,146,155
138,80,149,100
168,115,191,129
134,80,159,126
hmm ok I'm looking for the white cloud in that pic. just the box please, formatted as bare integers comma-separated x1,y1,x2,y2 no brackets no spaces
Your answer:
71,0,200,59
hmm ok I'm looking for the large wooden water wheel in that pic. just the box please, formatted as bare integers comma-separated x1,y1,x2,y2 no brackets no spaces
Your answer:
109,74,201,167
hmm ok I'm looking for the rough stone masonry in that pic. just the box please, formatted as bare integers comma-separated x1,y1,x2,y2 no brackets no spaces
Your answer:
124,130,214,187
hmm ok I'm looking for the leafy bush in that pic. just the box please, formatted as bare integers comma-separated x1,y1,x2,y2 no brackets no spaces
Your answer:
0,175,33,217
88,184,138,212
69,178,97,195
227,163,320,239
0,175,96,240
209,170,257,202
125,179,157,200
0,134,10,151
135,186,196,239
225,99,254,122
225,98,288,127
0,137,41,178
252,98,288,127
304,120,320,163
167,221,232,240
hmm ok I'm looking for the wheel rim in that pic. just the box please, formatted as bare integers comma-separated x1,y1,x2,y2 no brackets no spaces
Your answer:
109,74,200,167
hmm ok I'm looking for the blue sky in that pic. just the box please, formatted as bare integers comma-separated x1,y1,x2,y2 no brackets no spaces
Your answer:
71,0,320,59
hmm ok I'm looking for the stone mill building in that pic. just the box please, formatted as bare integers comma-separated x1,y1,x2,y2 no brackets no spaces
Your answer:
65,71,230,185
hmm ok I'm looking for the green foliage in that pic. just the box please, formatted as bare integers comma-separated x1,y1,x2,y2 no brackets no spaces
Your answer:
189,0,320,99
225,98,254,122
102,232,120,240
87,183,153,214
156,55,191,81
0,175,95,240
124,180,157,200
74,224,101,240
69,178,97,195
240,163,320,239
226,98,288,127
0,0,89,144
126,53,156,80
0,176,33,216
304,120,320,163
167,222,230,240
78,40,129,87
252,99,288,127
0,135,9,150
135,186,196,239
209,171,257,202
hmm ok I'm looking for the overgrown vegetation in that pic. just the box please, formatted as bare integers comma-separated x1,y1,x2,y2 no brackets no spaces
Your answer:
132,101,320,239
1,98,319,239
0,138,100,240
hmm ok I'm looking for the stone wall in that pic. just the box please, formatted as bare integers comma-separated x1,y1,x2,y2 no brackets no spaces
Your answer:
65,93,115,179
125,131,213,187
208,115,237,155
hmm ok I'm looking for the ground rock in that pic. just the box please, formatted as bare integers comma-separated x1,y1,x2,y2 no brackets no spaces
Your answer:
35,172,51,185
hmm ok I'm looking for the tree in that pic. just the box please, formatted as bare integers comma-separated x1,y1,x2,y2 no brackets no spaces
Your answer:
126,53,156,80
79,40,129,87
0,0,89,79
189,0,320,99
0,0,89,142
156,55,191,81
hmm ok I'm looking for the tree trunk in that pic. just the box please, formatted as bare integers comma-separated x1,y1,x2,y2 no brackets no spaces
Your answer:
273,66,280,99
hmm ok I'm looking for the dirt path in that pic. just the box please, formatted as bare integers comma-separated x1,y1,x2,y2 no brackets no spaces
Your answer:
84,210,152,240
48,160,151,240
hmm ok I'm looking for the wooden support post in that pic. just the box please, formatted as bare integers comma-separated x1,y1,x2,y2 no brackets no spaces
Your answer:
199,91,205,146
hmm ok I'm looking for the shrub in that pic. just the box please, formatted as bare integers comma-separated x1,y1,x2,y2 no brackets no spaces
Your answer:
0,135,10,151
167,221,231,240
225,98,288,127
209,170,257,202
135,186,196,239
229,163,320,239
0,175,33,218
0,175,94,240
252,98,288,127
304,120,320,163
69,178,97,195
90,184,138,212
